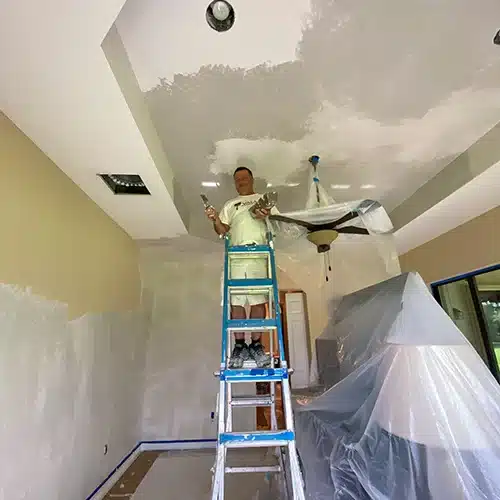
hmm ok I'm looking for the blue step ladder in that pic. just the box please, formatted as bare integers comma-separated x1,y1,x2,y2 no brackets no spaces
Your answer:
211,234,306,500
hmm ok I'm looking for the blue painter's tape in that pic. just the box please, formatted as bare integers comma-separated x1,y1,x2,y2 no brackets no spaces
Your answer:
431,262,500,287
85,439,217,500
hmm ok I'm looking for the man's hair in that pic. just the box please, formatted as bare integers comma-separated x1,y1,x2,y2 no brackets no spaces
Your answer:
233,166,253,178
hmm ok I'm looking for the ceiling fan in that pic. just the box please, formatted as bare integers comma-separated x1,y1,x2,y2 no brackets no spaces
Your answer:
269,156,375,254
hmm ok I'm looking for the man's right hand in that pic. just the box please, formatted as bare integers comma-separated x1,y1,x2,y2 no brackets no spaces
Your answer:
205,206,218,221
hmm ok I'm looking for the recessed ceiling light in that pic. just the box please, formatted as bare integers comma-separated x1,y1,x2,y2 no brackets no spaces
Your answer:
494,29,500,45
206,0,235,32
331,184,350,189
266,182,273,187
201,181,220,187
286,183,300,187
360,184,376,189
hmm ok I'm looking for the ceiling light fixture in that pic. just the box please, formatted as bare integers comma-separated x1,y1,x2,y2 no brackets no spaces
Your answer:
360,184,376,189
331,184,350,189
286,183,300,187
206,0,235,32
201,181,220,187
266,182,273,188
494,29,500,45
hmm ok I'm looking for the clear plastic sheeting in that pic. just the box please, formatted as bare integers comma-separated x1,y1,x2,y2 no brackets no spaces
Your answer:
293,272,500,500
270,199,399,277
0,283,148,500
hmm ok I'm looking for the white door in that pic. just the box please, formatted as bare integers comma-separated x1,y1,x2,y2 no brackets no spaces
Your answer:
285,292,310,389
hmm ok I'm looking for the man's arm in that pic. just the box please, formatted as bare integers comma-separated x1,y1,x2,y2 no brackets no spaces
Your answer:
213,215,230,236
205,205,230,236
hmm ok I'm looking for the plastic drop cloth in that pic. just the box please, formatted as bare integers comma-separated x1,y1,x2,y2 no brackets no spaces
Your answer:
293,272,500,500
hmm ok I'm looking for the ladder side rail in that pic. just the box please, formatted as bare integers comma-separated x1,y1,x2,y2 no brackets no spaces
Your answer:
220,236,231,366
267,233,287,367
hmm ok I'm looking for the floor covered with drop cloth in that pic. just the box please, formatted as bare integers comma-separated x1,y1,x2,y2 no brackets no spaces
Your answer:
103,448,282,500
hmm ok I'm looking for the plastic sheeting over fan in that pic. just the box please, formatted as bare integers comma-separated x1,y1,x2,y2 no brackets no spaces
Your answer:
269,156,400,282
293,272,500,500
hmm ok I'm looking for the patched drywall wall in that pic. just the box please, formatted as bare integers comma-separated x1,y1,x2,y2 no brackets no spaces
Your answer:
0,112,141,319
0,112,147,499
0,286,148,500
140,238,265,440
139,233,399,438
400,205,500,283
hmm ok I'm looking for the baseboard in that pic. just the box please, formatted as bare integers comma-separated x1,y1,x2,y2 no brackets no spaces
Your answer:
85,443,142,500
85,439,217,499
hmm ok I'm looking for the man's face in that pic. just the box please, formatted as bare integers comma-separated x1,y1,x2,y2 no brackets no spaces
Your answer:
234,169,254,195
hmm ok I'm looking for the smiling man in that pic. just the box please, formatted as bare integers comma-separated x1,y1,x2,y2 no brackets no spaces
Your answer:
205,166,279,368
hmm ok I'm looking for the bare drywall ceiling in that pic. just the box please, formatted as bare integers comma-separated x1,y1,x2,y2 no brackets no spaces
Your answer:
117,0,500,240
1,0,499,246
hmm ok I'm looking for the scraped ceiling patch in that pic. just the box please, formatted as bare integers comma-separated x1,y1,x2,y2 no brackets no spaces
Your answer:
209,87,500,185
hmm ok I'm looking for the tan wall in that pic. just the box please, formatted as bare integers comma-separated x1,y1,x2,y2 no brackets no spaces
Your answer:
399,205,500,284
0,112,141,318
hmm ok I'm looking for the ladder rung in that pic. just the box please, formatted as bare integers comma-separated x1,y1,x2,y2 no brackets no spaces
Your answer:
227,278,273,289
220,367,288,382
220,430,294,448
228,245,271,254
230,395,273,407
225,465,281,474
226,318,277,331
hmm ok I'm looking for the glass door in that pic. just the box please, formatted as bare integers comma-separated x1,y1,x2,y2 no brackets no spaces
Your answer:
436,279,489,360
433,273,500,381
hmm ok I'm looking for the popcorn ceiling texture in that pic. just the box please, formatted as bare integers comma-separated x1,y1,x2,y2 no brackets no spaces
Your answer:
0,283,148,500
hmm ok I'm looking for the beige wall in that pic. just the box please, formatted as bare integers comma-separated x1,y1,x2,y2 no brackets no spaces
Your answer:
0,112,141,318
399,205,500,284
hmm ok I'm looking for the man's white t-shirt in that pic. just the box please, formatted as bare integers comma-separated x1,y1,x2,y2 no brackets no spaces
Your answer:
219,193,279,246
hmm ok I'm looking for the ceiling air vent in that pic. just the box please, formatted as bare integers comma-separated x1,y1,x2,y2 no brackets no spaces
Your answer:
99,174,151,195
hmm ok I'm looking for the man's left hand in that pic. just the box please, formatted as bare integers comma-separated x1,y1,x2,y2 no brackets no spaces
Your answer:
253,208,270,219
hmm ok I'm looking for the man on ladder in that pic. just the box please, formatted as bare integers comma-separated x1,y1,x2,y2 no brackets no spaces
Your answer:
205,166,306,500
205,166,278,369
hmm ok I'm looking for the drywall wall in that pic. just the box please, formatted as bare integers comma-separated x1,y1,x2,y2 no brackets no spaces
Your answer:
0,285,148,500
0,112,141,318
399,205,500,283
0,113,147,499
139,233,399,436
139,237,317,439
140,240,225,440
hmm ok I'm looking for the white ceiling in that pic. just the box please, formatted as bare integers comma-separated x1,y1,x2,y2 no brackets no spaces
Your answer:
394,159,500,255
0,0,186,239
1,0,500,246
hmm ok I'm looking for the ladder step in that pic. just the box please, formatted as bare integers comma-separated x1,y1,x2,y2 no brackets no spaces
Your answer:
220,367,288,382
225,465,281,474
227,318,277,331
230,395,273,407
227,278,273,289
228,245,271,254
220,430,295,448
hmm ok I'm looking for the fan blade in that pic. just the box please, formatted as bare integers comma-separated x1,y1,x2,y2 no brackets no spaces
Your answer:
330,211,358,227
269,214,317,231
336,226,370,235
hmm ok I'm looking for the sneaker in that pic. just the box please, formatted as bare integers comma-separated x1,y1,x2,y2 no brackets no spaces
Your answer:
249,342,271,368
228,343,249,369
